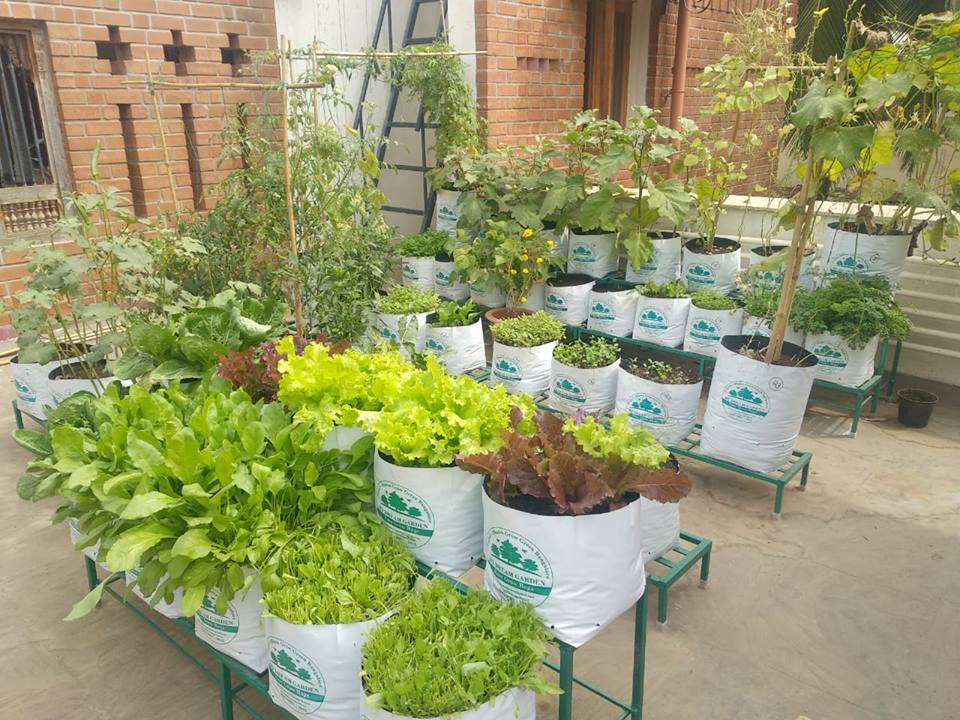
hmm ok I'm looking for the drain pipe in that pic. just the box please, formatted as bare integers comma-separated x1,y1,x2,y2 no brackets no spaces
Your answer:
669,0,691,129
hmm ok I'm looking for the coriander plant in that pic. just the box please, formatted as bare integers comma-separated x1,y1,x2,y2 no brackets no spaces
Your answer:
553,337,619,368
489,311,564,348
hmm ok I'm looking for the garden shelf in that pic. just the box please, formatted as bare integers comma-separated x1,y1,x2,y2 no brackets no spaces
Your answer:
646,531,713,627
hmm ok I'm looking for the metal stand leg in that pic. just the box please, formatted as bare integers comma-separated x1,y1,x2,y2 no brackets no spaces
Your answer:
772,483,784,519
870,384,881,414
84,556,99,592
657,585,668,627
885,340,902,399
799,463,810,491
219,663,234,720
849,391,863,435
630,593,647,719
12,401,24,430
698,547,711,587
557,643,575,720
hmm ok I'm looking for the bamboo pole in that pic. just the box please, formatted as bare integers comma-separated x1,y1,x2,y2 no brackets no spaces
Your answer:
280,35,305,336
145,51,181,216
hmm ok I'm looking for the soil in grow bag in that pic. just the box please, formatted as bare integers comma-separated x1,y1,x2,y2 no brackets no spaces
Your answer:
49,359,111,380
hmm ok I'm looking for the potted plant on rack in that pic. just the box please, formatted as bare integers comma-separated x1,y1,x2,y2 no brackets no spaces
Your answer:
544,273,595,326
423,301,486,376
740,284,805,347
456,409,692,646
374,285,441,353
261,525,416,720
454,222,507,308
358,358,535,576
632,280,692,348
586,280,639,337
490,312,565,394
434,237,470,301
548,336,620,414
361,580,560,720
614,357,703,445
500,222,566,311
683,289,743,357
398,230,449,290
747,242,817,290
790,275,911,387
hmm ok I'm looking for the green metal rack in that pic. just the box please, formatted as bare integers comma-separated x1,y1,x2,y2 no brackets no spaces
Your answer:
646,530,712,627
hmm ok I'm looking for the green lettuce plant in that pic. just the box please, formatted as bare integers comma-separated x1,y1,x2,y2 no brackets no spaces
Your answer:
553,337,619,368
357,357,535,467
490,311,564,348
637,280,690,299
429,301,480,328
261,524,415,626
361,580,560,717
397,230,449,258
375,286,440,315
690,288,739,311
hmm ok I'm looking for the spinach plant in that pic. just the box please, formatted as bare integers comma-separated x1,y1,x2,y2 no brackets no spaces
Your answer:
429,301,481,328
489,311,564,348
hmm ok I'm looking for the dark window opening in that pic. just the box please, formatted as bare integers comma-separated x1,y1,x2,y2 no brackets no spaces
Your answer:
118,104,147,217
96,26,131,75
220,33,248,77
163,30,195,77
0,32,52,187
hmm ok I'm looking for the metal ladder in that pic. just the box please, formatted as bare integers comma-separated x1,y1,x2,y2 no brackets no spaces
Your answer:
352,0,448,231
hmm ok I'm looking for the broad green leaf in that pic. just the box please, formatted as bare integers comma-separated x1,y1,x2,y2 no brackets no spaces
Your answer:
65,576,116,621
129,322,177,362
790,79,853,129
578,187,618,231
12,429,51,457
171,528,214,560
810,126,875,168
896,128,941,163
647,179,691,227
119,491,180,520
106,522,176,571
181,584,207,617
127,436,166,475
110,350,155,381
861,126,895,169
50,426,90,467
858,71,913,109
150,359,202,382
63,464,100,491
103,471,142,495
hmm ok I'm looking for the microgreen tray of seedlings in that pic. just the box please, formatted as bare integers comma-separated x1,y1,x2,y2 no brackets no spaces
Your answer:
553,337,619,368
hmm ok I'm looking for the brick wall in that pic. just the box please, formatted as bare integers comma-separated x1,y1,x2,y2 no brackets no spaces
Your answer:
0,0,277,335
475,0,786,190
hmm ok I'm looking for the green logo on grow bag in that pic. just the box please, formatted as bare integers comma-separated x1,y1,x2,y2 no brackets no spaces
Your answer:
812,343,847,369
486,528,553,607
829,255,868,275
376,481,435,548
493,357,522,382
269,640,326,712
379,324,399,342
196,589,240,644
754,269,782,288
685,264,715,285
424,337,446,354
571,244,596,263
720,382,769,422
435,270,452,287
636,307,668,331
628,394,667,425
438,205,457,222
14,377,36,403
552,376,586,405
689,318,720,342
545,292,567,312
589,302,614,321
402,262,419,281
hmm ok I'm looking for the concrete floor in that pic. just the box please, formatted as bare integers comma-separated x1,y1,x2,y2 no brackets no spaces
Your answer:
1,368,958,720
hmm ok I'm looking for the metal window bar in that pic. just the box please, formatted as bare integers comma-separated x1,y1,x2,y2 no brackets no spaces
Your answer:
0,32,51,188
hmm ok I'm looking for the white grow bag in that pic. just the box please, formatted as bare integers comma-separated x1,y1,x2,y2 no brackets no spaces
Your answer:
683,306,743,357
195,573,269,673
125,568,184,619
423,318,486,376
821,223,911,287
490,341,557,395
544,225,569,261
587,288,637,338
362,687,535,720
700,336,817,474
376,312,431,353
469,283,506,309
482,490,646,647
639,497,680,564
548,358,619,414
11,357,56,419
506,282,546,312
544,277,594,326
625,233,682,285
567,231,619,278
68,518,108,571
614,366,702,445
321,425,371,452
47,370,119,408
374,453,483,577
741,314,805,347
681,240,741,295
805,332,879,388
434,259,469,301
434,188,463,238
266,612,390,720
401,256,435,290
749,247,817,291
632,296,691,348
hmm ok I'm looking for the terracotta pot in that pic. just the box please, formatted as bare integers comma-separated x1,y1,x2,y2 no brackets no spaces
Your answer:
484,307,533,325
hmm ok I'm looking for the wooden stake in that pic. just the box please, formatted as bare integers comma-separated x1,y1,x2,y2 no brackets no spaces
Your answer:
280,35,305,336
145,51,180,216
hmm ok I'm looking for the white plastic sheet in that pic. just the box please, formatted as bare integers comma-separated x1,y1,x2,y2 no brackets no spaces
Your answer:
11,358,52,418
490,340,557,395
681,241,741,295
614,367,702,445
361,687,535,720
700,336,817,473
374,453,483,577
639,498,680,563
805,332,878,388
469,283,506,309
401,256,435,290
47,374,118,408
625,233,682,285
748,247,817,290
68,518,107,570
506,282,546,311
821,223,911,287
125,568,184,619
482,490,646,647
265,613,389,720
544,225,569,261
632,296,691,348
435,189,463,238
567,231,619,278
195,573,269,673
741,314,805,347
434,259,470,301
544,278,594,326
376,312,431,353
548,357,618,414
586,288,637,338
683,306,743,357
423,319,486,375
321,425,371,452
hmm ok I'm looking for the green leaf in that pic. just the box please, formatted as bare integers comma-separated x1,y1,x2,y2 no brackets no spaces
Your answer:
150,359,202,382
646,179,691,227
858,71,913,109
181,585,207,617
578,187,618,231
119,491,180,520
896,128,941,163
106,522,176,571
790,79,852,129
127,436,166,475
13,429,51,457
171,528,214,560
65,577,115,621
110,350,155,381
129,322,177,362
810,126,875,168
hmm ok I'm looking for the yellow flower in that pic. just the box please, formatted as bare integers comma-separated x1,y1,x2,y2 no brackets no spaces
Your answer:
522,228,534,238
520,296,528,303
520,254,529,261
521,268,529,274
510,269,518,275
546,240,554,248
536,257,544,264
